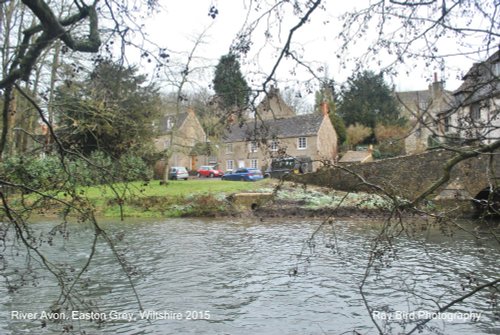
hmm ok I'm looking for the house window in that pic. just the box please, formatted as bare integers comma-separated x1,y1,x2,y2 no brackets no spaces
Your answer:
250,159,258,169
226,160,234,171
166,117,174,130
418,100,429,111
444,116,450,132
493,62,500,76
226,143,233,154
270,140,279,151
249,141,258,153
298,137,307,150
470,103,481,121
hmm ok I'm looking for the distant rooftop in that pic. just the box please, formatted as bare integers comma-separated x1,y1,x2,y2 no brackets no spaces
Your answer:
224,113,324,142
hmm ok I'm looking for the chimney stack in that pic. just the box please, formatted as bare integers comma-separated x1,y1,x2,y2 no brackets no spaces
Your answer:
269,85,279,96
431,72,444,97
321,101,329,117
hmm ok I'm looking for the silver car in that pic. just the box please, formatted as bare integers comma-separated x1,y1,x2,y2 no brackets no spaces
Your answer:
169,166,189,180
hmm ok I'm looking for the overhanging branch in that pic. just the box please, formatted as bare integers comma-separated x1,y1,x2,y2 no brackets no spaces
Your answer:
412,141,500,205
0,1,101,89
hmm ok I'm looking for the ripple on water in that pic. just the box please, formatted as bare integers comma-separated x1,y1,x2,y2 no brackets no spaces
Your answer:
1,218,498,335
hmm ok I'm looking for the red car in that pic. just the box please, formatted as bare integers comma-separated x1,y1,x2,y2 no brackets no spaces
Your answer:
196,165,224,178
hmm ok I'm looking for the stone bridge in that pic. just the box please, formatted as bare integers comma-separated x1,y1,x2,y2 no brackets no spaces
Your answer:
289,148,499,210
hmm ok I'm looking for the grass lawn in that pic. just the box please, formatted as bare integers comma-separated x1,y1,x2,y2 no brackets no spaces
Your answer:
81,178,275,199
78,178,276,218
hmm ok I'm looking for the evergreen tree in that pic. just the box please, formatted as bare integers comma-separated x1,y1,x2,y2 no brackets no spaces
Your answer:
315,80,347,144
337,71,405,129
55,61,162,158
212,54,250,110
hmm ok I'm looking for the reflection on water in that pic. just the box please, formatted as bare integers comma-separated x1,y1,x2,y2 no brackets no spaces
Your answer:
0,217,498,334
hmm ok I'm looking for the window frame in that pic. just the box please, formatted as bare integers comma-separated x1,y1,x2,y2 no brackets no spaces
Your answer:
470,103,481,121
166,117,174,130
444,116,450,132
248,141,258,153
492,62,500,76
270,140,279,152
297,137,307,150
250,159,258,169
226,160,234,171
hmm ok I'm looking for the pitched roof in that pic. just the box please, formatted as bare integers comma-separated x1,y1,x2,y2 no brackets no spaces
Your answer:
453,49,500,104
395,90,432,103
256,86,296,120
158,112,189,133
224,113,325,142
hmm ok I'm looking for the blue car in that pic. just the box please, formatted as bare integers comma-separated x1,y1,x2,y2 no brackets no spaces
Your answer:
221,168,264,182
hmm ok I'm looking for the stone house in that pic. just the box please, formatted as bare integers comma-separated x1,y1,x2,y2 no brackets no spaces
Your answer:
439,49,500,144
219,87,338,172
153,109,207,176
396,74,454,154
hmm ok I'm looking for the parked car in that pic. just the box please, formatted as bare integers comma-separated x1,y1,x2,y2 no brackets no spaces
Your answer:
264,156,312,178
169,166,189,180
196,165,224,178
221,168,263,182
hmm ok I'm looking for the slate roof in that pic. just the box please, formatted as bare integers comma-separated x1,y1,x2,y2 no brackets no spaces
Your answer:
224,113,325,142
158,112,189,133
453,50,500,105
395,90,431,104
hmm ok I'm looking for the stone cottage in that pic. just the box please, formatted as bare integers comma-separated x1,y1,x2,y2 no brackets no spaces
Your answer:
219,87,338,172
154,108,207,177
396,74,454,154
439,49,500,144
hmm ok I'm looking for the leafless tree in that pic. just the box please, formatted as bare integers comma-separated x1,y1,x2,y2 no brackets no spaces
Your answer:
0,0,164,330
0,1,498,334
231,1,499,333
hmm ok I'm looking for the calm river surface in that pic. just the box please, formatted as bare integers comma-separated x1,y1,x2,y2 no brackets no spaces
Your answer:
0,217,498,334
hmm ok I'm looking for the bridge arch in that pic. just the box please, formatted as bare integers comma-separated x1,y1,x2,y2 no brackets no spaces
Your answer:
472,187,500,216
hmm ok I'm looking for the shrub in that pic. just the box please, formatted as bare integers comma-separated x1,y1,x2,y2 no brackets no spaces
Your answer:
346,123,372,147
1,152,153,192
2,155,63,191
374,124,407,157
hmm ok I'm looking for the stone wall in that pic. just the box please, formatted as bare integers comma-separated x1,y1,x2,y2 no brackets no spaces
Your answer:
289,149,499,201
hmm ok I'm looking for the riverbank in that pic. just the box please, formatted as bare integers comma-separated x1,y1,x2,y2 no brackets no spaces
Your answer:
90,179,396,219
16,178,460,219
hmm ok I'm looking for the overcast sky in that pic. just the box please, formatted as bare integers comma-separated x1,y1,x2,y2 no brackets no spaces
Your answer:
137,1,488,97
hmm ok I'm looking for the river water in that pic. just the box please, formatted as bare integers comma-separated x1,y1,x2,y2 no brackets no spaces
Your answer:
0,217,498,335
